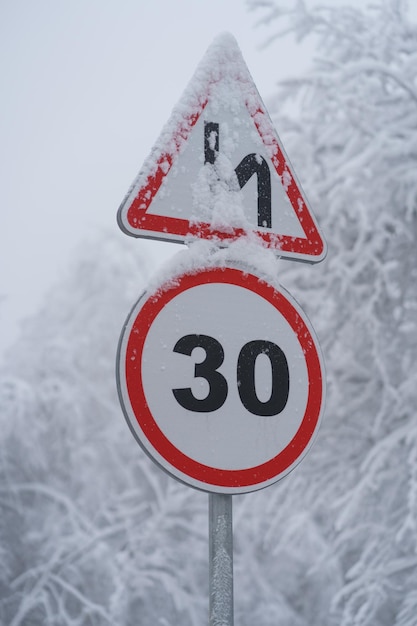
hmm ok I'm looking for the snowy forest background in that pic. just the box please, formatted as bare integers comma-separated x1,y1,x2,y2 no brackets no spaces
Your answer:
2,0,417,624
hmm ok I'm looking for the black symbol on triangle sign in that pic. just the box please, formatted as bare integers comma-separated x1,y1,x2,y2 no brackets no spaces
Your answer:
204,122,272,229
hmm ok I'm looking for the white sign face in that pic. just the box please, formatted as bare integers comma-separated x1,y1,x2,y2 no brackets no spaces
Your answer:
117,33,327,263
117,264,325,493
126,88,305,240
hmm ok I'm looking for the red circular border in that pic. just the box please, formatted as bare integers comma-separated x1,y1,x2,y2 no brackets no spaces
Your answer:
120,266,324,489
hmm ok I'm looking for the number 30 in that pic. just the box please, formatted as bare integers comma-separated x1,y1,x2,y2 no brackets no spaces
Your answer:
172,334,289,417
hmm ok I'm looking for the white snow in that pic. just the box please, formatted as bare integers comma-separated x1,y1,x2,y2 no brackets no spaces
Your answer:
146,237,283,297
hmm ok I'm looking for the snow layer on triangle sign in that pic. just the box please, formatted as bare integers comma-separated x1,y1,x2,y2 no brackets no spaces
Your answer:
117,33,327,263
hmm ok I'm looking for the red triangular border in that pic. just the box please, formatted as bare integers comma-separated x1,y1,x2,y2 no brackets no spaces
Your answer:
118,35,326,263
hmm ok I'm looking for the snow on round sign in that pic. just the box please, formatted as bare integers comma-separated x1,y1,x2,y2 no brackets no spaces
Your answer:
116,263,325,494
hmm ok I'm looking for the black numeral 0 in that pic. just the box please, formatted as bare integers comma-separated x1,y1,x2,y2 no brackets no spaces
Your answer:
172,335,289,416
237,340,289,416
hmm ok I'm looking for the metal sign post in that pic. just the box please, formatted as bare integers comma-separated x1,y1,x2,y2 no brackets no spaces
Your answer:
209,493,234,626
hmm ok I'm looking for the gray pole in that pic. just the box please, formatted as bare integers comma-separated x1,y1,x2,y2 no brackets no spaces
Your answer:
209,493,234,626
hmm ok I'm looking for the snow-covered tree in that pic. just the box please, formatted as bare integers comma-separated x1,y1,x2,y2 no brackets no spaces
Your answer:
0,235,207,625
237,0,417,624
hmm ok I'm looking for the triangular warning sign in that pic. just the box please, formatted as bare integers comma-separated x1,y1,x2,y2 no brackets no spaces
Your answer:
117,33,327,263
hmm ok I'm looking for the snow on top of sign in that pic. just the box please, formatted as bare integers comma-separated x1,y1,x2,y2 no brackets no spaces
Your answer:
180,31,261,115
130,34,250,180
146,236,282,297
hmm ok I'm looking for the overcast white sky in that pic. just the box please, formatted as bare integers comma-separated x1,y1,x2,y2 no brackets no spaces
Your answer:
0,0,313,360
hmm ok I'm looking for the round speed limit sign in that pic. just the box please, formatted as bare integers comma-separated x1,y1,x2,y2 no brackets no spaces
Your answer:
116,263,325,494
